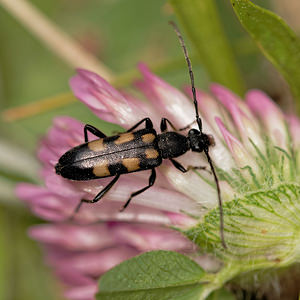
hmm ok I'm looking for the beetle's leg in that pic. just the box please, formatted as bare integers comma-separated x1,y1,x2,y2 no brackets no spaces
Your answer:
161,118,196,132
178,120,196,131
120,169,156,211
111,118,153,136
170,158,209,173
160,118,177,132
126,118,153,132
84,124,107,142
70,174,120,218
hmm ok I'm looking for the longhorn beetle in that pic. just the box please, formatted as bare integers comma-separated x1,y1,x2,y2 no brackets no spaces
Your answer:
55,22,226,248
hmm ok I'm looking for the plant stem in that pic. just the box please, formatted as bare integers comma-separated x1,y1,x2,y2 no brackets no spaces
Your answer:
0,0,113,80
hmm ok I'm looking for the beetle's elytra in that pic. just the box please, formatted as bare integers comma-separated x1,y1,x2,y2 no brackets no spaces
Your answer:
55,22,227,248
56,126,161,181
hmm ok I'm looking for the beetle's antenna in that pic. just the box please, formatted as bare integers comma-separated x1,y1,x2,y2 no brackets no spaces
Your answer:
169,21,202,133
169,21,227,249
204,149,226,248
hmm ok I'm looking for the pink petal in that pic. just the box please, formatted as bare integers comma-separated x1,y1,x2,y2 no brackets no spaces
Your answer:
30,222,196,254
53,246,139,277
246,90,288,149
72,200,191,226
38,117,85,166
32,206,67,221
56,269,95,286
19,187,75,221
286,114,300,148
119,90,161,127
16,184,49,201
164,211,198,227
29,224,116,251
64,284,98,300
38,140,61,167
45,173,84,199
178,87,235,172
70,69,148,127
69,174,199,216
210,83,253,119
136,63,195,128
163,163,219,209
215,117,258,172
184,87,233,137
111,223,196,252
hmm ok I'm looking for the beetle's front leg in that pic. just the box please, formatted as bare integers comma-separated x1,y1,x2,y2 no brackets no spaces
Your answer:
160,118,177,132
111,118,153,136
170,158,210,173
126,118,153,132
178,120,196,131
160,118,196,132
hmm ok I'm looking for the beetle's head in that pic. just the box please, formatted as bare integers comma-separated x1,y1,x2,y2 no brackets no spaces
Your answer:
188,129,215,153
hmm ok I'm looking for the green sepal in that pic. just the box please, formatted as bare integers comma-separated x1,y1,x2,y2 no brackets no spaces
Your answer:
185,183,300,268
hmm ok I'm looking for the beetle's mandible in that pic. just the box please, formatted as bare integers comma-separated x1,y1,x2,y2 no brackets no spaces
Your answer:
55,22,227,248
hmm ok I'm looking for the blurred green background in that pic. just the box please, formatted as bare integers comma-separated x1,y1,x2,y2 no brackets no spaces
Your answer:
0,0,299,299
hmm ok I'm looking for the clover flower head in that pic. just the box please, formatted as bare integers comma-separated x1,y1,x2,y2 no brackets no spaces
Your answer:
17,65,300,299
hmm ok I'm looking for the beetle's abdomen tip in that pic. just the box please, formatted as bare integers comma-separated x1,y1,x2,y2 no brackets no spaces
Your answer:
55,163,62,175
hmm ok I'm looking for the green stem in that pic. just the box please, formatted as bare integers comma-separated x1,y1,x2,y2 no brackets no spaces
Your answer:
200,264,240,299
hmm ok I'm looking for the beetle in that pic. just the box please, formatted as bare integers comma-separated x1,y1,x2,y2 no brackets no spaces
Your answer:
55,22,226,248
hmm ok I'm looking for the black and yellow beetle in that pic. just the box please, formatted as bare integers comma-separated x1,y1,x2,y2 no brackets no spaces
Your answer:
55,117,212,210
55,22,226,248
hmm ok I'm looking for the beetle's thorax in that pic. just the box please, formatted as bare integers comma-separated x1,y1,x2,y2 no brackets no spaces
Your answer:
157,131,190,159
187,129,214,153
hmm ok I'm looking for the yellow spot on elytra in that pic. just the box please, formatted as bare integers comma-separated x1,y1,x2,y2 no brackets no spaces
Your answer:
122,158,140,172
93,161,110,177
142,133,155,143
88,139,106,152
115,133,134,145
145,149,159,159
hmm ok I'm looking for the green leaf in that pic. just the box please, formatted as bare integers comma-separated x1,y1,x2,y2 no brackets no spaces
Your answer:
97,285,206,300
207,288,236,300
230,0,300,113
97,250,206,300
169,0,245,95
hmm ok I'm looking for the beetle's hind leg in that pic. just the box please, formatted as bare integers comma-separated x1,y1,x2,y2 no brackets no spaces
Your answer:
120,169,156,211
170,158,210,174
70,174,120,220
84,124,107,142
